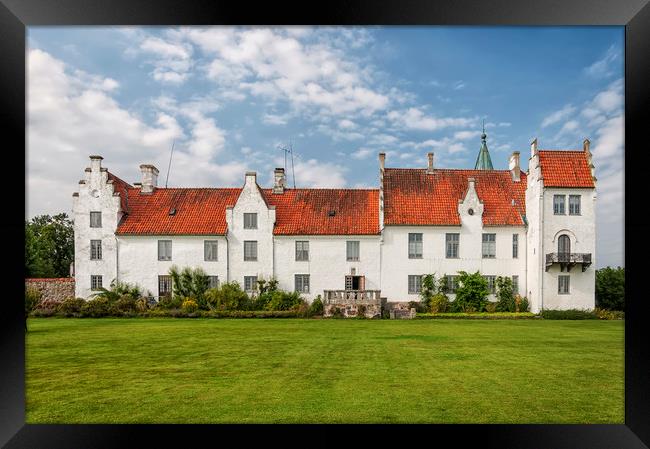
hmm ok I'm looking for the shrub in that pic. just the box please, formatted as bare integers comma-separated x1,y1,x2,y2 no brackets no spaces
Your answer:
114,295,137,313
57,297,86,316
408,300,429,314
495,276,516,312
157,294,182,310
485,301,497,313
135,297,150,313
516,295,529,313
429,293,450,313
265,290,304,311
595,266,624,311
205,282,250,311
419,274,436,310
91,280,143,303
25,288,43,317
540,309,598,320
309,295,324,316
594,307,625,320
181,298,199,313
169,266,210,309
80,297,112,317
453,271,489,312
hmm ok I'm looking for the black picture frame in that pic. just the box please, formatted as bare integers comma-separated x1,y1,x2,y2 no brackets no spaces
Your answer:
2,0,648,447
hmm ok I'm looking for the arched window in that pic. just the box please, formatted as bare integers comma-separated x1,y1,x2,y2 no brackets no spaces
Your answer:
558,235,571,256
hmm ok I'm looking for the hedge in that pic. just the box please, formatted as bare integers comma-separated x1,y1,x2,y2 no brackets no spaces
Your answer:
416,312,537,319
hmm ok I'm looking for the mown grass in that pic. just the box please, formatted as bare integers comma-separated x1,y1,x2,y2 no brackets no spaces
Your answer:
26,318,623,423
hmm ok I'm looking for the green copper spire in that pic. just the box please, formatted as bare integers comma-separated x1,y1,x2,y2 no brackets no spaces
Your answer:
474,120,494,170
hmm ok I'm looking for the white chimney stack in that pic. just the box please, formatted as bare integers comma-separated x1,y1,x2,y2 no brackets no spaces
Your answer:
509,151,521,181
89,155,103,172
427,152,434,174
273,167,286,194
139,164,159,194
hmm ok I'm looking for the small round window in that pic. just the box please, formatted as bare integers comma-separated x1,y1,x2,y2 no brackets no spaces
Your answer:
91,189,100,198
468,208,474,215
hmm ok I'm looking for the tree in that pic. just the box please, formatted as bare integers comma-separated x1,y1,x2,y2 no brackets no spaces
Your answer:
453,271,489,312
595,266,625,311
25,213,74,278
495,276,515,312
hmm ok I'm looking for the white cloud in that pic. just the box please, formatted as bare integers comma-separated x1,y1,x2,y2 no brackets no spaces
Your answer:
292,158,348,187
584,45,621,79
387,107,475,132
339,119,357,129
453,130,481,141
351,148,373,160
138,36,193,84
262,113,291,126
452,80,465,90
541,104,576,128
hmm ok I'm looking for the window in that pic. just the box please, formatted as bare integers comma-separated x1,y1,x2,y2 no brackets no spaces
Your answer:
158,275,172,297
346,241,360,261
244,241,257,261
408,275,422,294
90,211,102,228
553,195,566,215
408,233,423,259
558,235,571,256
244,276,258,292
512,275,519,295
482,233,496,258
484,275,496,294
90,275,103,291
90,240,102,260
244,213,258,229
446,233,459,258
446,275,458,294
512,234,519,259
558,275,570,294
204,240,218,261
208,276,219,289
295,274,310,293
158,240,172,261
295,241,309,261
569,195,581,215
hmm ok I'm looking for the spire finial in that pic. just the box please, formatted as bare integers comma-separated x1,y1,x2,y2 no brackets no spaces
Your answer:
481,119,487,141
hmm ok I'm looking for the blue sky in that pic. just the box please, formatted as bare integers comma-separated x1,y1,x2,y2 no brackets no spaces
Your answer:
27,26,624,267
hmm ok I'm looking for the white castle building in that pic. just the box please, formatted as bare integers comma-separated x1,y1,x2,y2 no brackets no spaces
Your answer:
72,133,596,312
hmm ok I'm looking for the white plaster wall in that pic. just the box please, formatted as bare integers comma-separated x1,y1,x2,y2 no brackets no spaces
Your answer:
226,173,276,289
381,225,527,302
539,187,596,310
72,162,122,299
525,153,543,312
117,235,228,297
273,235,381,302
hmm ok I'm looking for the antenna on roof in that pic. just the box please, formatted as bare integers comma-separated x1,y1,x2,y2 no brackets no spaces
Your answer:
277,140,297,188
164,139,175,188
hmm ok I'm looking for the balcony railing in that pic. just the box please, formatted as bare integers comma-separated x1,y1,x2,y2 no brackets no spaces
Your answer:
545,252,592,272
323,290,382,304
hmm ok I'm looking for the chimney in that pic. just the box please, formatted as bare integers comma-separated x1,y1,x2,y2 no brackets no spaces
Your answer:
379,152,386,172
379,152,386,230
245,171,257,187
530,138,538,157
89,155,103,172
583,138,591,154
509,151,521,181
273,168,286,194
139,164,159,194
427,152,434,174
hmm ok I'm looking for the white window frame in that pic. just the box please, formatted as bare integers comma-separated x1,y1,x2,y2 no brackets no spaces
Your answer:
569,195,581,215
446,275,458,293
90,211,102,228
446,233,459,259
482,233,496,259
244,276,258,292
512,275,519,295
158,240,172,261
90,275,103,291
204,240,218,261
553,195,566,215
90,239,102,260
244,241,258,261
158,275,172,297
408,275,422,294
295,241,309,261
408,233,423,259
243,213,258,229
483,275,496,294
295,274,310,293
346,241,360,261
512,234,519,259
558,275,570,294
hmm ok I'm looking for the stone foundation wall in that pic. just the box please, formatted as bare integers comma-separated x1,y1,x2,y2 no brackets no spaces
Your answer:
25,278,75,303
324,303,382,318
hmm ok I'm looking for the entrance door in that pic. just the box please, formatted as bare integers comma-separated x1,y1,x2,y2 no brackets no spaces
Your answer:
345,275,365,290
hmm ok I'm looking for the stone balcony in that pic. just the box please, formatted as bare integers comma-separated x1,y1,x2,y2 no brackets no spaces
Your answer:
545,252,592,272
323,290,382,304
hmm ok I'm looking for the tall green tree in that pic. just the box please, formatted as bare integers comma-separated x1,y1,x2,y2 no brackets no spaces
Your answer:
595,266,625,311
25,213,74,278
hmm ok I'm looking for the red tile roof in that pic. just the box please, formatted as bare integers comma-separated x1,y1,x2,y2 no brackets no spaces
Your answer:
115,187,380,236
116,188,241,235
263,189,380,235
107,172,133,213
538,150,595,188
383,168,527,226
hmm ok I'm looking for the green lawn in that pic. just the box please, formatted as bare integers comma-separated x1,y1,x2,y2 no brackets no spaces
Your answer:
26,318,624,423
